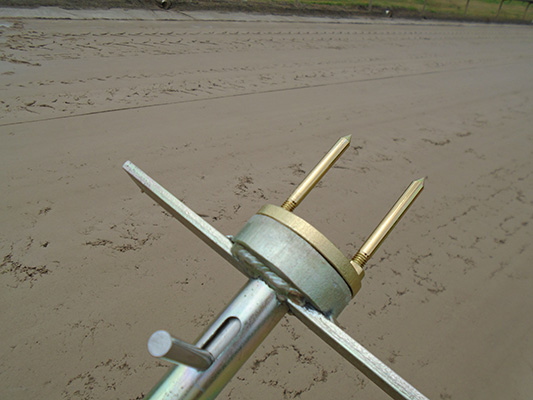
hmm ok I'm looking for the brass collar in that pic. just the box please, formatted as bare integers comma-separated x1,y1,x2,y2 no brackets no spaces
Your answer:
257,204,363,297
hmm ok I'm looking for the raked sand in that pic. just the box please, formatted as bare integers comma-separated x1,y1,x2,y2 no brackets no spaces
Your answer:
1,12,532,400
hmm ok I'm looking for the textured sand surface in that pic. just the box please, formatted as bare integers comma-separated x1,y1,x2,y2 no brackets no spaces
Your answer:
1,15,532,400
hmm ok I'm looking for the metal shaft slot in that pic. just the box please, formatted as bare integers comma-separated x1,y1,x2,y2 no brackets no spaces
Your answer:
202,317,241,358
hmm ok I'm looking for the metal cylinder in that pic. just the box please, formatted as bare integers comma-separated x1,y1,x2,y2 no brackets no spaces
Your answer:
148,330,214,370
144,279,287,400
234,213,353,317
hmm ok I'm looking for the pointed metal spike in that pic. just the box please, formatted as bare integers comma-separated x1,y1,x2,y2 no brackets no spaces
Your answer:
281,135,352,212
352,178,425,268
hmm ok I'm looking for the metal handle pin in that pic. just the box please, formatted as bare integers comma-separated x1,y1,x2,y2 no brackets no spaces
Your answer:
148,330,214,370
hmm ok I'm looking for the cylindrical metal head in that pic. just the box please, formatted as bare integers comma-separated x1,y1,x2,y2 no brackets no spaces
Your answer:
233,204,365,317
148,330,214,370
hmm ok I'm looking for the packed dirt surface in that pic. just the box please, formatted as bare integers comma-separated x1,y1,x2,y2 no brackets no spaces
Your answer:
1,15,532,400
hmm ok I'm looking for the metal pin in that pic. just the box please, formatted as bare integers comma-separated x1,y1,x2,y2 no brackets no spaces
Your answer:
281,135,352,212
352,178,425,269
148,330,214,370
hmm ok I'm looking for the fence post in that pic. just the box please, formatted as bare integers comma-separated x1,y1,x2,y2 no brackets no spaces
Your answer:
496,0,505,17
524,1,531,18
464,0,470,15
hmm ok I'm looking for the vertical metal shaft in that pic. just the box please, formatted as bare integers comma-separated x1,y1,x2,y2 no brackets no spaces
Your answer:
352,178,424,269
281,135,351,212
145,279,287,400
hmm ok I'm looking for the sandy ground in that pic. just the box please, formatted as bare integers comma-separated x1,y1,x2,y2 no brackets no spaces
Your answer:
1,12,532,400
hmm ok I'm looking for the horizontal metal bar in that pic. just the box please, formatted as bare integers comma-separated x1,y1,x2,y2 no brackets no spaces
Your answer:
123,161,241,271
288,300,429,400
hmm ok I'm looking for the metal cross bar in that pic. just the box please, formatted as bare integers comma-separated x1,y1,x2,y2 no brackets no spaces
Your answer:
288,301,428,400
123,161,238,271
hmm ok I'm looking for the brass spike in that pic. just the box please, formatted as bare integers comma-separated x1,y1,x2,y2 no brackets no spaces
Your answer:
352,178,425,269
281,135,351,212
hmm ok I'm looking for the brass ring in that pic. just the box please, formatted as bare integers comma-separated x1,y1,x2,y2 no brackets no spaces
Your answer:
257,204,362,296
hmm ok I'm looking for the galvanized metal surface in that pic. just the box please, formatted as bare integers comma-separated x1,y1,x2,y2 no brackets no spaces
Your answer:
123,161,239,270
145,280,287,400
148,331,214,370
288,301,429,400
234,214,352,317
231,243,305,302
124,157,429,400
